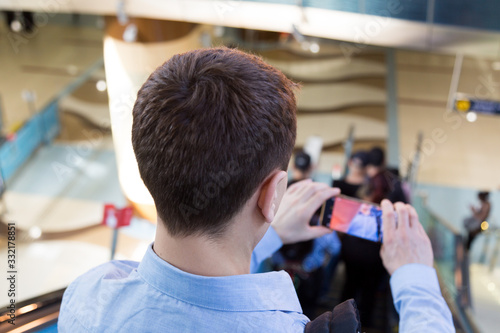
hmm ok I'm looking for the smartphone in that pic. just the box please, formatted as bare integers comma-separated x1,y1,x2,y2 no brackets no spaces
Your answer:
320,195,383,243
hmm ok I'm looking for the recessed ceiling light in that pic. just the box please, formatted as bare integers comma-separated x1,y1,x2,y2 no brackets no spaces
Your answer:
466,112,477,122
96,80,107,92
10,20,22,32
310,42,320,54
29,226,42,239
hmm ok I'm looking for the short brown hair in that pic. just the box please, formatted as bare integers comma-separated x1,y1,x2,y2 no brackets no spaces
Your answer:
132,47,297,238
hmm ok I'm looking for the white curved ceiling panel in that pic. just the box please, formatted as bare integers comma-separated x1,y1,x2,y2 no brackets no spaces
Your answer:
2,0,500,58
296,113,387,147
265,57,386,82
297,82,386,111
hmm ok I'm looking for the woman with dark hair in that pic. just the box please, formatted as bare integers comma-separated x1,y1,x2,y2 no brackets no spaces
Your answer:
363,147,407,204
332,150,369,198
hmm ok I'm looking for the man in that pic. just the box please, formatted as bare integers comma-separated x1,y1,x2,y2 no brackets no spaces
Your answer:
59,48,453,332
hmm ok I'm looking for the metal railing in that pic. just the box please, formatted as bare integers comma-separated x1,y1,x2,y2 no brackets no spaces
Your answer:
476,225,500,272
413,194,480,333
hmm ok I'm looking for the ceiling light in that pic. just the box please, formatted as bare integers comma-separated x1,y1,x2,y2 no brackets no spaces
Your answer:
310,42,320,54
29,226,42,239
96,80,107,92
466,112,477,122
10,20,22,32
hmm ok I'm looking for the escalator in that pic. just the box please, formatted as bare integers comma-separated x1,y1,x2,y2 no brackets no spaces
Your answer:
0,289,63,333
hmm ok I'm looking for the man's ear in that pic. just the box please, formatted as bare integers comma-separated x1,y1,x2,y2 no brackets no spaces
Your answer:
258,170,288,223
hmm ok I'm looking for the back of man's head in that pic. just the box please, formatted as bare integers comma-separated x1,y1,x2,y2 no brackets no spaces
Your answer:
132,47,298,238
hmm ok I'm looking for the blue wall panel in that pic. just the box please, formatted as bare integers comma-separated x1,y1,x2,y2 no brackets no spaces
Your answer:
241,0,500,32
305,0,360,13
365,0,428,22
0,102,60,181
435,0,500,31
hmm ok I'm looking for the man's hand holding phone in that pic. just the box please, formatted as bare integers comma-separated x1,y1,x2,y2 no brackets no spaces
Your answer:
272,180,339,245
380,200,434,275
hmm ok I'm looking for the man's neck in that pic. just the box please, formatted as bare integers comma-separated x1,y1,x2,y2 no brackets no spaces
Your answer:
153,214,266,277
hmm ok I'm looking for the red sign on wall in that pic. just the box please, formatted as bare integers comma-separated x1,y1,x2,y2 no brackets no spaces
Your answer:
102,204,133,229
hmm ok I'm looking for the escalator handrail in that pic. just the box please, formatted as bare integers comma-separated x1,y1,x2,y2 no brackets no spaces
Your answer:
415,194,479,333
420,194,462,235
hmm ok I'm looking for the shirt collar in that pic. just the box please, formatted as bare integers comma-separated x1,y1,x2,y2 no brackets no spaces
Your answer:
137,243,302,313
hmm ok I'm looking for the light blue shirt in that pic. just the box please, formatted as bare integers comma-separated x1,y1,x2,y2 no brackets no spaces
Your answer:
390,264,455,332
59,227,454,332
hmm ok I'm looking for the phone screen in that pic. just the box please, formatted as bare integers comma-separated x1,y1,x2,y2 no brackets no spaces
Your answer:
320,195,383,243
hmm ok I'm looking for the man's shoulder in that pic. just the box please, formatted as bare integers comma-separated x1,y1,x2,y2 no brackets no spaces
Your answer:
72,260,139,284
59,260,141,328
64,259,140,297
59,259,311,332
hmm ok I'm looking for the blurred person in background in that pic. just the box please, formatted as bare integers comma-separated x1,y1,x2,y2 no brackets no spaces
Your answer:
289,151,313,186
332,150,369,198
363,147,408,204
464,191,491,250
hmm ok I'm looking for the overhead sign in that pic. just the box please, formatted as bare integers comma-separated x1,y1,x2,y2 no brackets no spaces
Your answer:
454,95,500,115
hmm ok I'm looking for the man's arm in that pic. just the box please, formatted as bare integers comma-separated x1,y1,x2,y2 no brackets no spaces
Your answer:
391,264,454,332
380,201,455,333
